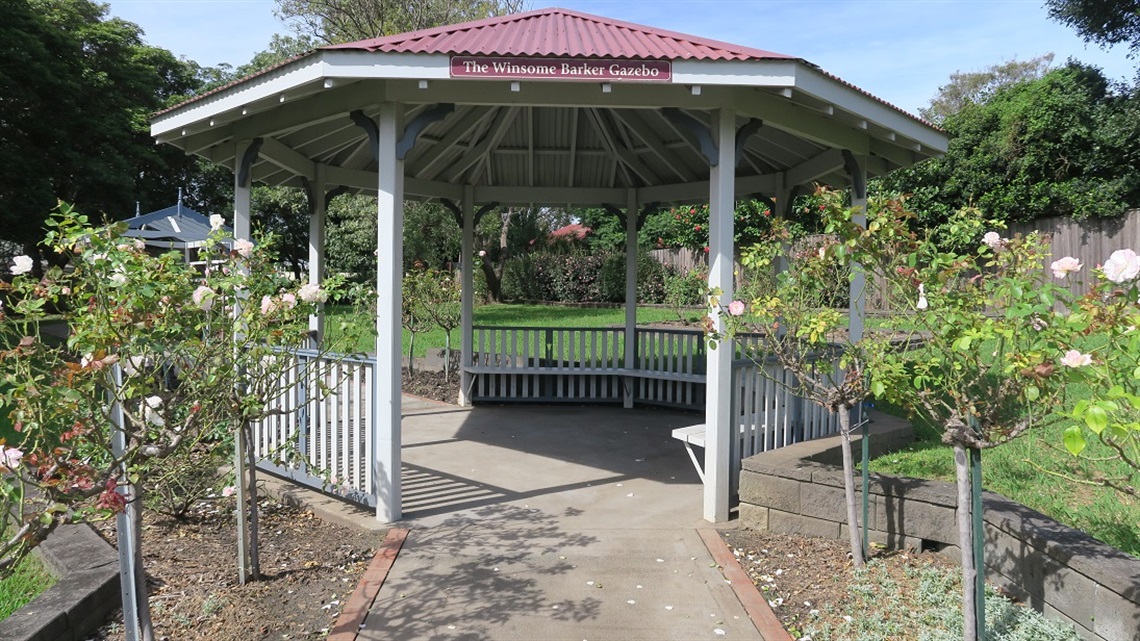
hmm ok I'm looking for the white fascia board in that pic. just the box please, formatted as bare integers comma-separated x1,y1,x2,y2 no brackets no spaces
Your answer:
153,57,328,137
792,67,948,153
321,51,451,80
671,59,797,88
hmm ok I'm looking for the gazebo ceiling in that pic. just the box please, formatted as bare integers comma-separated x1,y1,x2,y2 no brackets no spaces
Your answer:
152,8,946,207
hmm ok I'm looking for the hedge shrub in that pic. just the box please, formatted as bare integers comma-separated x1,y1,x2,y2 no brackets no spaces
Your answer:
501,250,668,304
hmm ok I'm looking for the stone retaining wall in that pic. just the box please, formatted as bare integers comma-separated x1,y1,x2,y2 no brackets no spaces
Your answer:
738,411,1140,641
0,524,119,641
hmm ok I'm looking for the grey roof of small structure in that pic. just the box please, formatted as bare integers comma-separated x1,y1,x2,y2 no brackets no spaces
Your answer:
121,204,229,249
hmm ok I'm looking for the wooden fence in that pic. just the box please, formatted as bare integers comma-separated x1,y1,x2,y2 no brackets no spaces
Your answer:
1010,209,1140,296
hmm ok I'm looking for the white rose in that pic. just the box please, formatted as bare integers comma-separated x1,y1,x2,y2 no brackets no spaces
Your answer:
1103,249,1140,284
1059,350,1092,368
298,283,326,303
10,255,33,275
209,214,225,231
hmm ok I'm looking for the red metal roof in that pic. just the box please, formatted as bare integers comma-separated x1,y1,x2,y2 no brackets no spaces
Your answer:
322,7,797,61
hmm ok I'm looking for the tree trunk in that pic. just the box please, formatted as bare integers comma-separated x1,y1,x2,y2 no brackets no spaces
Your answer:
479,256,502,302
444,331,451,379
242,423,262,581
837,406,865,567
954,442,978,641
408,331,416,376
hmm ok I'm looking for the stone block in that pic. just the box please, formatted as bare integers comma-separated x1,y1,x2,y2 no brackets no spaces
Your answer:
1044,603,1098,641
740,456,817,482
839,525,919,552
1042,566,1099,633
871,474,957,507
738,503,769,531
808,466,846,488
0,585,72,641
799,483,853,524
738,472,801,514
1092,583,1140,641
0,524,120,641
874,495,956,545
768,509,840,540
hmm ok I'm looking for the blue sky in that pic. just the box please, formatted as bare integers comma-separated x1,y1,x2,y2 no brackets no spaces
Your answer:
106,0,1135,115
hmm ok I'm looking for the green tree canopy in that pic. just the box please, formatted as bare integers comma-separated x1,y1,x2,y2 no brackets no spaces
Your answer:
0,0,201,260
1046,0,1140,58
880,61,1140,227
920,54,1055,124
275,0,527,44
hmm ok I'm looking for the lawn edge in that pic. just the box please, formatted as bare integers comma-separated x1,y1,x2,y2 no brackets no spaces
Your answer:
328,527,410,641
698,528,795,641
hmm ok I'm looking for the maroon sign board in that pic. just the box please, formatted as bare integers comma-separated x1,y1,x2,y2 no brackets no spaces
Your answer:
451,56,672,82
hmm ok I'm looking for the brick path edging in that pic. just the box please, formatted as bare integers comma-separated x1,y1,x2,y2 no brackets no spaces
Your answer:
328,528,410,641
699,529,794,641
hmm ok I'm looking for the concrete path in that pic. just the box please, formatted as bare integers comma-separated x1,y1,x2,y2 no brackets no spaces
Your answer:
354,397,766,641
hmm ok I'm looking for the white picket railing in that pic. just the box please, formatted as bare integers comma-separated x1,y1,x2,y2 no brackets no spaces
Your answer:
468,326,626,402
729,355,840,494
468,325,839,429
251,349,375,507
251,328,841,509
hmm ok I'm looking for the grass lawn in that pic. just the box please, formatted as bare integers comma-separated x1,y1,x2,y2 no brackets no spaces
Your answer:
0,548,56,620
869,391,1140,558
0,381,15,445
324,303,704,357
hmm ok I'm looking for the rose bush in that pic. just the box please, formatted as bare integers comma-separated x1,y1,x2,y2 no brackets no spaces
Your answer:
0,204,363,589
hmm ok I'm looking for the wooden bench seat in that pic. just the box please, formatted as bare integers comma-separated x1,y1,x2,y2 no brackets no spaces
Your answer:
463,364,705,383
671,424,707,481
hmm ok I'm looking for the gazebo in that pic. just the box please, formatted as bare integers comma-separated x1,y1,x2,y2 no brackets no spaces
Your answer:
149,7,946,524
121,198,231,264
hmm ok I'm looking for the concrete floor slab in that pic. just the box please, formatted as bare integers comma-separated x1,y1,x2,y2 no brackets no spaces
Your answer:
351,399,766,641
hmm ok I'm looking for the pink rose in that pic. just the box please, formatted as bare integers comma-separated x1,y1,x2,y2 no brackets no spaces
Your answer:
1050,256,1082,279
234,238,254,258
192,285,215,311
727,300,745,316
1059,350,1092,368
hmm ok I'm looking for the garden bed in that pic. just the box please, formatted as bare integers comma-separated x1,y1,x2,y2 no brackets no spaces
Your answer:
85,499,378,641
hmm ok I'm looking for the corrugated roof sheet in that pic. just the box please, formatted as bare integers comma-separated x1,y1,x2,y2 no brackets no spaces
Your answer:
322,7,797,61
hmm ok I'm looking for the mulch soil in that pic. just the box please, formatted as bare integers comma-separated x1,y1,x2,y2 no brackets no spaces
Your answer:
86,500,377,641
81,369,458,641
81,364,953,641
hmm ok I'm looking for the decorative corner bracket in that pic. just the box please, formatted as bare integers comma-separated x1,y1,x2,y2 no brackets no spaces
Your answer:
602,204,626,230
440,199,463,228
397,104,455,160
603,202,659,231
734,119,763,168
237,138,263,188
474,202,498,226
638,202,659,231
324,186,350,211
841,149,867,200
350,110,380,162
662,108,718,167
441,199,498,228
300,177,316,217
